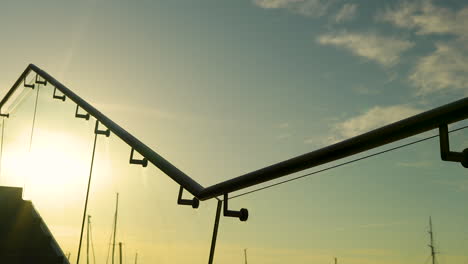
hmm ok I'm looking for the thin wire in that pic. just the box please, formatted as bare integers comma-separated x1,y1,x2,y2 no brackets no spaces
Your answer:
77,133,98,264
24,84,40,196
229,125,468,200
29,83,40,152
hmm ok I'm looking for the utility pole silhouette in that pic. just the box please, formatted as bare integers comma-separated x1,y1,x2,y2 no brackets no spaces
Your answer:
428,216,437,264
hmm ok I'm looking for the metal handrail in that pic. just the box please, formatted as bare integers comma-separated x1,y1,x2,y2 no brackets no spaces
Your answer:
1,64,467,201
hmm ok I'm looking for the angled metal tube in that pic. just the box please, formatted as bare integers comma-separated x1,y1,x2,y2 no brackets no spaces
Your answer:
197,97,468,200
28,64,205,196
0,66,32,114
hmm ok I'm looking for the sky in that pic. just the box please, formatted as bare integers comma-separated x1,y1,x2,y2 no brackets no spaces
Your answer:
0,0,468,263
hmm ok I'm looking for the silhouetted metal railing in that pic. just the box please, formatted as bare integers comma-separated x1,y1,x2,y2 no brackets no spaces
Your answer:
1,64,467,264
1,64,467,205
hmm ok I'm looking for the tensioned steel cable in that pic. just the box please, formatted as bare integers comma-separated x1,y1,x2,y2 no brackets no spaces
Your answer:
29,83,40,152
229,125,468,200
24,82,41,195
77,132,99,264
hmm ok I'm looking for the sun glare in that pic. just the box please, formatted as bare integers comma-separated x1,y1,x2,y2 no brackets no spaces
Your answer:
6,129,91,207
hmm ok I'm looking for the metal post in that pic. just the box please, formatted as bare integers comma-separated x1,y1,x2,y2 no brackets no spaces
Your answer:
208,200,222,264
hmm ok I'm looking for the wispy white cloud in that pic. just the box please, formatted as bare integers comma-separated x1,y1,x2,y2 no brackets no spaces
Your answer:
357,221,406,229
378,1,468,95
327,104,422,143
396,161,431,168
334,3,358,23
379,0,468,39
253,0,303,8
434,178,468,192
352,85,380,95
410,42,468,95
277,133,292,140
335,221,406,232
253,0,334,17
276,122,291,140
278,122,290,128
304,137,320,145
317,31,414,67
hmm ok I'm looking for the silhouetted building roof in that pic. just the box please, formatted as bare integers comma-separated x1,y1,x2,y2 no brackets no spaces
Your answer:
0,186,69,264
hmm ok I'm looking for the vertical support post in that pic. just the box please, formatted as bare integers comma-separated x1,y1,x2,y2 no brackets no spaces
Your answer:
208,200,222,264
439,124,450,160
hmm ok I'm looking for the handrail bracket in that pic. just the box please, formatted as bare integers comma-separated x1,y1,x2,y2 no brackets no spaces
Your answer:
53,87,66,101
95,120,110,137
24,76,35,89
130,148,148,167
177,186,200,209
35,74,47,85
223,194,248,221
75,105,90,120
439,124,468,168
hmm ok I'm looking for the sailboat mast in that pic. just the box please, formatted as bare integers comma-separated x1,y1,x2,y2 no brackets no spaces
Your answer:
112,193,119,264
119,242,123,264
87,215,91,264
244,248,248,264
428,216,436,264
